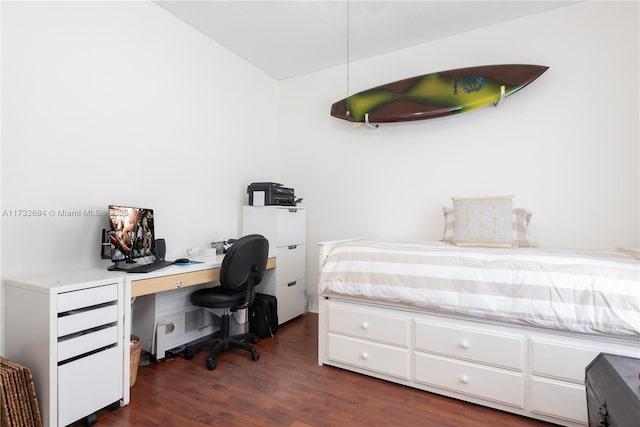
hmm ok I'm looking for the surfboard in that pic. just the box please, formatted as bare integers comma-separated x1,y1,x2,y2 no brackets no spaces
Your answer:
330,64,549,125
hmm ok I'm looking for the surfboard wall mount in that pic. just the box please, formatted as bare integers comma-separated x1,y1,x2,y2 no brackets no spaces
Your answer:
331,64,548,128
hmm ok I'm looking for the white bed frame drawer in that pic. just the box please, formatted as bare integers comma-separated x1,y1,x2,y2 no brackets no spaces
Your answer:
531,339,601,382
415,320,523,370
530,376,587,424
415,353,524,408
58,304,118,337
328,302,410,347
57,283,118,312
58,325,118,361
327,333,410,380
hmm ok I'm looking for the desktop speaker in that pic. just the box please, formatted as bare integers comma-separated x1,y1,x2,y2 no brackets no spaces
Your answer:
155,238,166,260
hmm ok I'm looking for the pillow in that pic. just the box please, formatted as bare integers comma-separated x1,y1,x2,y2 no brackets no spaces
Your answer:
442,206,538,247
451,196,516,248
512,208,538,247
442,206,455,242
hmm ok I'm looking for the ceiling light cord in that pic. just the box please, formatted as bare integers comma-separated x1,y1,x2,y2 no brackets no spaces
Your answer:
346,0,350,117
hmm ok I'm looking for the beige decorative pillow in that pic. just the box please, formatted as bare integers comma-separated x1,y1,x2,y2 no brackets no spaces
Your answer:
452,196,516,247
442,207,538,247
442,207,455,242
512,208,538,247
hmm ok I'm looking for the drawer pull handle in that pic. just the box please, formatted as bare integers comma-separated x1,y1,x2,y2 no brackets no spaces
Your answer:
288,245,297,250
461,375,469,384
287,281,297,287
361,352,369,360
460,340,469,349
361,322,369,330
176,281,182,288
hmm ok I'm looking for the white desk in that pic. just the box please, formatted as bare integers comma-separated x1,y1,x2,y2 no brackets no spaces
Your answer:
4,255,276,426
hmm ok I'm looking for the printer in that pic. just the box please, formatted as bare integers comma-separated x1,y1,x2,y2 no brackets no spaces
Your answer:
247,182,299,206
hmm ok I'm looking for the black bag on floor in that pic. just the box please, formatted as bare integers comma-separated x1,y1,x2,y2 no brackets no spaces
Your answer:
249,293,278,337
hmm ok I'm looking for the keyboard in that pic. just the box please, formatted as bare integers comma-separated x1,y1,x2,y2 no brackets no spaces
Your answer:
126,260,174,273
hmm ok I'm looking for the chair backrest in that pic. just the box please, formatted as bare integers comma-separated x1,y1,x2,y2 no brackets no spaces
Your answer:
219,234,269,293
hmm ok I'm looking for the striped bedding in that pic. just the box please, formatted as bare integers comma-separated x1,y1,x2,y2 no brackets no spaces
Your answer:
318,240,640,337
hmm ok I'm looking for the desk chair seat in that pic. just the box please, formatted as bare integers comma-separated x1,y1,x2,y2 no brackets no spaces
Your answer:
185,234,269,370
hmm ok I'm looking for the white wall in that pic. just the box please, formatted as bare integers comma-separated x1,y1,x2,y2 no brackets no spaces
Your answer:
1,1,638,344
278,1,639,311
0,0,280,353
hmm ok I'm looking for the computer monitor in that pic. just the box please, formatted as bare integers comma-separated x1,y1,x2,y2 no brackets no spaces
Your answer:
107,205,156,265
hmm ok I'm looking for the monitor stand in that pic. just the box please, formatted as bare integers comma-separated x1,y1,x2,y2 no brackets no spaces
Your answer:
107,258,137,271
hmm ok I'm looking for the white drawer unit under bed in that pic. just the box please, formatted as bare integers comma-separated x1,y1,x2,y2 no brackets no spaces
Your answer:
318,297,640,427
4,270,125,427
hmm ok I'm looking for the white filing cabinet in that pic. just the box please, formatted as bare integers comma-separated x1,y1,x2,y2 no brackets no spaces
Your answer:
4,270,125,427
242,206,306,324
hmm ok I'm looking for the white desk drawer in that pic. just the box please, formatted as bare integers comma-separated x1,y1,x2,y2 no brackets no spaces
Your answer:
530,376,587,424
58,346,123,426
328,333,410,380
58,283,118,313
276,244,305,285
328,302,410,347
415,353,524,408
276,208,305,246
415,320,523,370
58,304,118,337
58,325,118,361
277,278,305,323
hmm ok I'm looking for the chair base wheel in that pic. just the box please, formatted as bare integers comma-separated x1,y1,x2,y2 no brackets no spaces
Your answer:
206,358,217,370
251,350,260,361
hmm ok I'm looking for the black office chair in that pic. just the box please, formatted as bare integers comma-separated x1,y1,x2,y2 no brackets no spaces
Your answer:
185,234,269,370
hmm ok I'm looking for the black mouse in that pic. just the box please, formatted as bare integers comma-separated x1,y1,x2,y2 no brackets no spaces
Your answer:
174,258,190,264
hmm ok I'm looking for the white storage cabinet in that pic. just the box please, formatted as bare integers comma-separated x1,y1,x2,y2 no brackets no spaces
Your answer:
242,206,306,324
4,270,125,427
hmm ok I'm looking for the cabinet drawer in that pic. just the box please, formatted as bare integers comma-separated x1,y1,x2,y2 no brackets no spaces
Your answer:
58,283,118,312
415,320,523,370
58,346,123,426
58,325,118,361
277,278,305,324
415,353,524,408
58,304,118,337
131,269,220,297
276,244,305,285
530,376,587,424
328,333,410,380
328,302,410,347
531,339,600,382
276,208,305,246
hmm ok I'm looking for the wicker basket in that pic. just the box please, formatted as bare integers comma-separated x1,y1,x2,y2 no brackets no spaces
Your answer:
0,357,43,427
130,335,142,387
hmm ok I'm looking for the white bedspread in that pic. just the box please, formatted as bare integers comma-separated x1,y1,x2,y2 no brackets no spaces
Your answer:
318,240,640,337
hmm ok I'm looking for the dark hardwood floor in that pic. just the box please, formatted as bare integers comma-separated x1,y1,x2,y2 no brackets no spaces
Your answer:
85,313,556,426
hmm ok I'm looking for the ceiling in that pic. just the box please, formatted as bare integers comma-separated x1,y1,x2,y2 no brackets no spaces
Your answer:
155,1,576,81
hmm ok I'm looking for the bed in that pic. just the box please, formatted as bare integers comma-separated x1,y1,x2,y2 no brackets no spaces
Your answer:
317,238,640,426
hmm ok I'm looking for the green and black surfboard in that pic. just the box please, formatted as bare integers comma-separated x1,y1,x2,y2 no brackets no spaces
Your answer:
330,64,549,125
